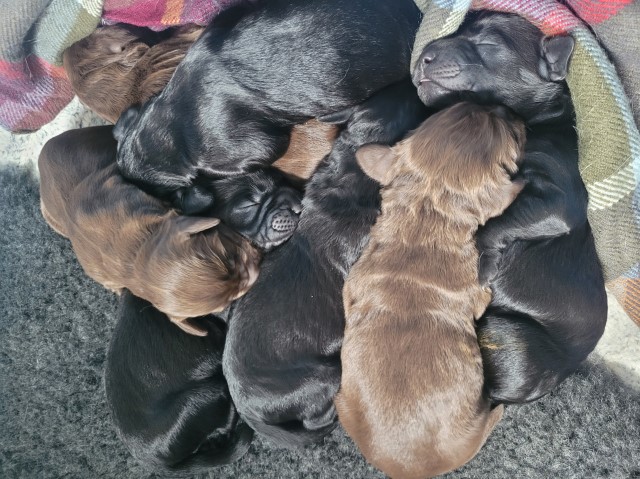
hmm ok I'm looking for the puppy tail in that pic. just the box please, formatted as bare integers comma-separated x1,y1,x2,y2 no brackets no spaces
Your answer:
477,310,599,404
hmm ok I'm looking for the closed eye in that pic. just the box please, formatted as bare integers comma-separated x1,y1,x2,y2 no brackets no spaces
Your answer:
236,201,260,210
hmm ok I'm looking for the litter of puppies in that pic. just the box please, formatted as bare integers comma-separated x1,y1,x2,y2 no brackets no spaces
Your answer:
36,2,608,478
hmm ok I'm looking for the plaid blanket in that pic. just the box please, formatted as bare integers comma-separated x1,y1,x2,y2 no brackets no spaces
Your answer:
1,0,638,321
412,0,640,323
0,0,244,132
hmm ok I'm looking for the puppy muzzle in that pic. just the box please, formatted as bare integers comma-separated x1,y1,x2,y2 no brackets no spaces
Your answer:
413,38,478,93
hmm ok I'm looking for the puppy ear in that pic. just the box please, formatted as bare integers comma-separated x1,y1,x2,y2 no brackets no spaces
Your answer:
356,144,395,185
539,36,574,82
174,216,221,237
113,106,140,140
174,185,216,215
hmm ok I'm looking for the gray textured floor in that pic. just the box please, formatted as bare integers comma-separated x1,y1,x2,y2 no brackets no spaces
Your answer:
1,101,640,478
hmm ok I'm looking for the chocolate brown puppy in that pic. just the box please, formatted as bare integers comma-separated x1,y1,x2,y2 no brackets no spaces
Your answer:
63,24,204,123
38,126,260,336
336,102,526,479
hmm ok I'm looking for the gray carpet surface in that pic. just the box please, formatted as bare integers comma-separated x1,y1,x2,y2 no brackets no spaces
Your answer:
1,164,640,479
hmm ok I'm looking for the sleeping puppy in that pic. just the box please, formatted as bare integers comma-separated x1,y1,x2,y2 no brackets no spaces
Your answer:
413,12,608,403
336,102,526,479
63,24,204,123
64,23,335,188
114,0,421,203
64,21,324,234
38,126,260,336
105,290,252,473
223,80,428,447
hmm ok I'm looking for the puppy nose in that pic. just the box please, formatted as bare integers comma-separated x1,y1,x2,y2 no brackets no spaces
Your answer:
270,209,298,233
422,50,436,64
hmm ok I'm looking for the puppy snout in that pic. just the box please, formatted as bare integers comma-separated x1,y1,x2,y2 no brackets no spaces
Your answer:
270,208,299,233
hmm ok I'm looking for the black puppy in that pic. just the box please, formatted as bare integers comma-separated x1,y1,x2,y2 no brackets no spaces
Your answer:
105,291,252,474
114,0,421,208
413,12,607,403
181,169,302,251
222,80,428,447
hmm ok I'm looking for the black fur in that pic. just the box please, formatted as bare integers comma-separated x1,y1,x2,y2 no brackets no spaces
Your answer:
413,12,607,404
104,291,252,475
222,80,429,447
114,0,421,198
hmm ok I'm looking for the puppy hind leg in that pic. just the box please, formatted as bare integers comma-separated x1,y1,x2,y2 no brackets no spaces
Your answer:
40,200,69,237
302,403,337,431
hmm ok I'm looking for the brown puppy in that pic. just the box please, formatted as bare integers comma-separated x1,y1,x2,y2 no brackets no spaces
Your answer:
39,125,260,336
335,102,525,479
63,24,204,123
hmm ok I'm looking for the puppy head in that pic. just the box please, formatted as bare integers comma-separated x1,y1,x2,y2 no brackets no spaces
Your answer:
204,169,303,252
412,12,574,122
357,102,525,223
140,216,261,335
63,25,152,123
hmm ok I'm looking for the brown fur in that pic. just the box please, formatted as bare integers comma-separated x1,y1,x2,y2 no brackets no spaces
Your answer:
335,102,526,479
38,126,260,336
63,24,204,123
272,120,338,181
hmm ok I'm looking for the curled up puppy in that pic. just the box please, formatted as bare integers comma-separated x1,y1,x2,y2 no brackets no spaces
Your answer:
113,0,420,203
38,126,260,336
335,102,526,479
63,22,337,184
105,291,252,473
